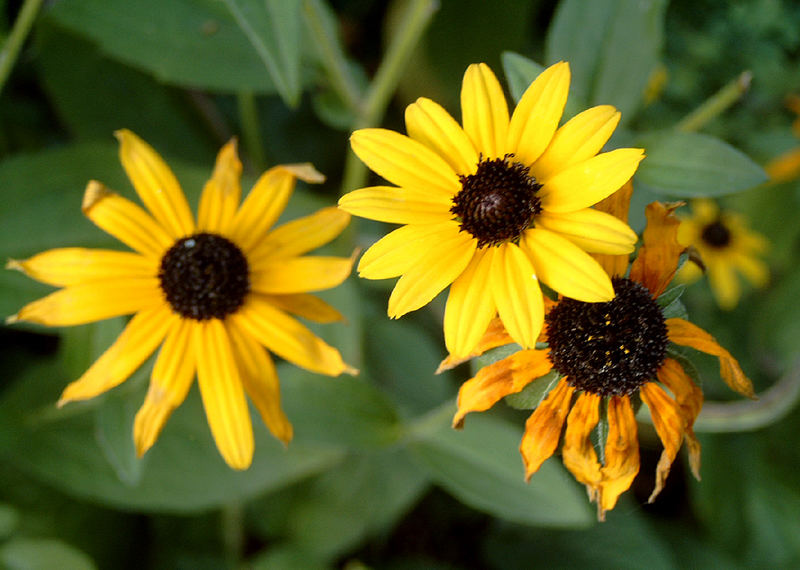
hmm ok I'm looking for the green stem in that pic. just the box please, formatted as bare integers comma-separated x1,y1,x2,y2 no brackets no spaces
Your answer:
0,0,44,97
220,501,245,567
675,71,752,133
237,90,266,172
340,0,438,194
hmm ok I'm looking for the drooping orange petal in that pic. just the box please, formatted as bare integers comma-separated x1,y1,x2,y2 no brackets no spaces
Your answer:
629,201,685,297
666,317,755,398
597,396,640,520
657,357,704,479
640,382,684,503
562,392,602,505
436,317,514,373
452,349,552,429
591,180,634,277
520,378,575,479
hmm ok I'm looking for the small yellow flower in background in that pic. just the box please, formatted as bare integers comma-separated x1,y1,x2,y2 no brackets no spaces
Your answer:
441,193,754,521
678,198,768,310
764,94,800,183
339,62,645,360
7,130,356,470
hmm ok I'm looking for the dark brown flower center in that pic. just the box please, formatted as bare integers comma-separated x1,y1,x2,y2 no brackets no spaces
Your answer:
450,155,542,247
701,219,731,248
158,232,250,320
545,277,668,397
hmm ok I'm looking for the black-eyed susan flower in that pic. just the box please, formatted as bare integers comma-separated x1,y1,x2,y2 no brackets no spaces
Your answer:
441,194,754,520
677,199,768,310
339,62,644,360
7,130,356,470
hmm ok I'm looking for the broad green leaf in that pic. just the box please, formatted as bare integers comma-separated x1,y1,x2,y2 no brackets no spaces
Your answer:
45,0,279,93
408,405,592,527
635,131,768,197
0,538,96,570
546,0,666,123
0,503,19,540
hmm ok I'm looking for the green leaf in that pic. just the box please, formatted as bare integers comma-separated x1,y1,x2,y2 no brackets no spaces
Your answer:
504,371,562,411
0,537,96,570
408,406,592,527
546,0,667,123
635,131,768,197
0,503,19,540
658,285,689,320
45,0,280,93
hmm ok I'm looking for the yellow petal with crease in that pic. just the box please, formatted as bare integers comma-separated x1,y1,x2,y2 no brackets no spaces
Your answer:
387,229,476,318
521,378,575,479
350,129,459,196
444,248,496,360
358,222,455,280
228,321,292,444
338,186,451,225
258,293,344,323
251,256,353,294
531,105,620,182
134,318,196,457
82,181,173,259
507,61,570,167
640,382,684,503
115,129,195,238
195,319,254,470
490,242,544,350
58,306,174,405
523,228,614,302
591,180,634,277
405,97,479,175
539,148,645,213
8,248,156,287
197,139,242,234
10,278,162,326
461,63,509,159
536,208,636,254
250,206,350,263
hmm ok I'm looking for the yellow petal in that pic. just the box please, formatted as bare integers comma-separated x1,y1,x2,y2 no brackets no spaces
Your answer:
562,392,602,505
350,128,459,196
764,146,800,183
657,357,703,480
461,63,509,159
195,319,254,470
251,256,354,294
8,248,156,287
732,251,769,288
82,181,173,259
405,96,479,175
357,222,455,280
706,255,740,310
453,348,552,428
387,229,476,318
536,208,636,254
227,320,292,444
531,104,620,182
133,317,196,457
115,129,195,238
666,318,755,398
539,148,645,213
522,228,614,302
58,306,174,405
507,61,570,167
437,317,515,373
490,242,544,350
231,163,324,253
249,206,350,263
197,139,242,234
230,296,356,376
520,377,575,479
597,396,640,519
258,293,344,324
640,382,684,503
629,201,684,298
10,278,162,326
338,186,451,224
591,180,634,277
443,248,496,360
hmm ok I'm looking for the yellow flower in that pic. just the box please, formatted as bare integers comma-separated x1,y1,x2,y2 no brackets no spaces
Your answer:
7,130,356,470
764,94,800,183
441,193,754,521
339,62,644,360
678,199,768,310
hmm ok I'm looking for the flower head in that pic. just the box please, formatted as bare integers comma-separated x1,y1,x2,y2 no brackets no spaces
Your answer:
340,62,645,360
442,192,754,521
678,198,768,309
7,130,356,470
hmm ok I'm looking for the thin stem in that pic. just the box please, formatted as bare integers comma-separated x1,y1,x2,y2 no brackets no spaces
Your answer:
340,0,438,194
0,0,44,97
237,90,266,172
675,71,752,133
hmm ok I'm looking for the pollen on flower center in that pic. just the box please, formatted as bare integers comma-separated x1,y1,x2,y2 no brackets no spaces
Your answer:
450,155,542,247
158,232,250,320
701,220,732,248
545,277,668,397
